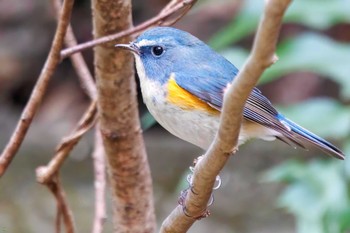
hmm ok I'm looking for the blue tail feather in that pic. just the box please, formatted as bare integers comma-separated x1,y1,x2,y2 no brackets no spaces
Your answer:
277,114,344,160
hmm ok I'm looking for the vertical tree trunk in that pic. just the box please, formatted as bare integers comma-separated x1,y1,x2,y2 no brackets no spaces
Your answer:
91,0,156,232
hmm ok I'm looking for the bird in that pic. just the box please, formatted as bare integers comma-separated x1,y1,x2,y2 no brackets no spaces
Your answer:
115,26,345,160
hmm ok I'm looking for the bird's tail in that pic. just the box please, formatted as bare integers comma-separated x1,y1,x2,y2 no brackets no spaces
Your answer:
277,115,345,160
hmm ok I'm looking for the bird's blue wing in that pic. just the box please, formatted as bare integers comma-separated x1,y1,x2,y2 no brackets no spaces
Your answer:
174,71,344,158
171,44,343,159
173,59,294,139
244,88,293,135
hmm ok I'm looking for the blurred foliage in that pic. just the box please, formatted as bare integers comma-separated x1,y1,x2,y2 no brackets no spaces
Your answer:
141,111,156,130
263,159,350,233
222,34,350,99
261,34,350,99
209,0,350,49
207,0,350,232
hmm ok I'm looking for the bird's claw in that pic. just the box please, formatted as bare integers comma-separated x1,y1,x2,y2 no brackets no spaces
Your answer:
182,205,211,220
178,188,210,220
177,155,223,220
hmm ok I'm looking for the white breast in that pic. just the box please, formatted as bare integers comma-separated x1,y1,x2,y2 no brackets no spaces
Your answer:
134,55,220,149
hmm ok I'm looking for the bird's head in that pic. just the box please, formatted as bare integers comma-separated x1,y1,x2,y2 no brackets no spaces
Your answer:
116,27,206,83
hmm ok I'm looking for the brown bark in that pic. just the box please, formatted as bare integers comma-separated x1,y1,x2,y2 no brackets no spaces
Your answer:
91,0,156,233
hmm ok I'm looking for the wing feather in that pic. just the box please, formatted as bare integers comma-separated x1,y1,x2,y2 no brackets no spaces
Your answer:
174,76,291,135
165,40,343,159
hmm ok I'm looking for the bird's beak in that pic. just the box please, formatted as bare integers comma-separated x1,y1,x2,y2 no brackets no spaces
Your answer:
115,43,140,55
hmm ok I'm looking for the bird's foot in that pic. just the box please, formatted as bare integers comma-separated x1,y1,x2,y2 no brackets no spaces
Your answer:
178,187,211,220
177,155,222,219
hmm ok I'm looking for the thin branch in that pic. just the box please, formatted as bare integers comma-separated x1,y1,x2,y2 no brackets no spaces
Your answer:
159,0,193,26
37,102,96,233
0,0,75,177
52,0,97,100
66,26,98,100
160,0,292,232
61,0,197,59
47,174,75,233
160,0,183,14
92,128,107,233
36,101,97,184
56,206,62,233
161,5,193,27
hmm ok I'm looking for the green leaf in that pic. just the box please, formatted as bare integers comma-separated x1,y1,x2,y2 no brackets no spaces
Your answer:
263,160,306,183
209,0,262,49
266,159,350,233
220,47,249,69
285,0,350,30
221,34,350,100
260,33,350,99
140,111,157,130
337,208,350,232
324,208,350,233
209,0,350,50
342,140,350,178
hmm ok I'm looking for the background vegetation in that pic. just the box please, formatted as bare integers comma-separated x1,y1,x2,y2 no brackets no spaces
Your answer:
0,0,349,232
210,0,350,232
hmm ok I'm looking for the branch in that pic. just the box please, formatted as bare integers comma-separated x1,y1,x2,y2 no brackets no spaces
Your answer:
52,0,97,100
67,26,98,100
37,102,96,233
92,128,107,233
61,0,197,59
0,0,75,177
160,0,292,232
36,101,97,184
47,174,75,233
38,0,98,183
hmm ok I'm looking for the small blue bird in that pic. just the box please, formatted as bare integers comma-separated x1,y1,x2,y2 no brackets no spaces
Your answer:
116,26,344,160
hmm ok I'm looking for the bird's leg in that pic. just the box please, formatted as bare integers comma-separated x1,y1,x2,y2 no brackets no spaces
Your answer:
177,155,222,220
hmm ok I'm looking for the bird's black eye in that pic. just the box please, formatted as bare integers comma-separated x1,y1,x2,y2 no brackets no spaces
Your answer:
151,46,164,56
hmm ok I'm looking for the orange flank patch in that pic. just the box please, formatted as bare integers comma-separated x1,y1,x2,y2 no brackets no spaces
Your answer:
167,76,219,115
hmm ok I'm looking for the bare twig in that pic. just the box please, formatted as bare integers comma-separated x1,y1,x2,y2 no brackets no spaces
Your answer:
56,206,62,233
52,0,97,100
158,0,193,26
0,0,75,177
160,0,183,14
160,0,292,232
47,174,75,233
66,25,98,100
161,4,193,27
61,0,197,59
37,103,96,233
36,101,97,184
92,128,107,233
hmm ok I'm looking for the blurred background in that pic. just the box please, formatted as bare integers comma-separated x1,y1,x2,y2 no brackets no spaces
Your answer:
1,0,350,232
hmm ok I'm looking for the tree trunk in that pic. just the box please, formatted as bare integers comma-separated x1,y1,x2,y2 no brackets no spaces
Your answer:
91,0,156,232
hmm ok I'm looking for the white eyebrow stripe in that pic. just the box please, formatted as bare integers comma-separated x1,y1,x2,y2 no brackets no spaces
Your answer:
136,39,157,47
